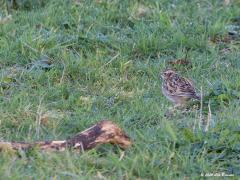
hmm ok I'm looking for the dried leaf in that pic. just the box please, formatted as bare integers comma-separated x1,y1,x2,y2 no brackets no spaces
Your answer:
167,59,192,69
136,5,150,18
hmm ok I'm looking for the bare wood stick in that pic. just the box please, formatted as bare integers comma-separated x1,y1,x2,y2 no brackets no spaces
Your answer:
0,120,132,152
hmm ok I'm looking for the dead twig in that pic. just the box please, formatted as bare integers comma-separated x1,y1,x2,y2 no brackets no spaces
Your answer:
0,120,132,152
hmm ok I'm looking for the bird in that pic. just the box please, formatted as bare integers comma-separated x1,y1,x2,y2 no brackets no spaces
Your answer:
161,69,200,107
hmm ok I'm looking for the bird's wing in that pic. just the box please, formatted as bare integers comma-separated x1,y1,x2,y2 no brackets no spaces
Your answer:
175,77,197,97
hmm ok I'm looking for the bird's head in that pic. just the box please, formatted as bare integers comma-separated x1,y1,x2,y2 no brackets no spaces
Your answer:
160,69,177,80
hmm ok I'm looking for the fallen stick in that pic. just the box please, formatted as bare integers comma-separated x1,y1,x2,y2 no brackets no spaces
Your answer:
0,120,132,152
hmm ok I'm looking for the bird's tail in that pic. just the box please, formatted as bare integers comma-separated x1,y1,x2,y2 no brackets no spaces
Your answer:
194,95,201,101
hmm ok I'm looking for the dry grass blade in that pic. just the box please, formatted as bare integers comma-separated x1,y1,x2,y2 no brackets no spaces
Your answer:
204,100,212,132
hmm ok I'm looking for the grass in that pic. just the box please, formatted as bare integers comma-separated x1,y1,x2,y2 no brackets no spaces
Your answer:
0,0,240,178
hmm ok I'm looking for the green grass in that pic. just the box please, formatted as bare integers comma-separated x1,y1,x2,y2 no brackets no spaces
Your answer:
0,0,240,178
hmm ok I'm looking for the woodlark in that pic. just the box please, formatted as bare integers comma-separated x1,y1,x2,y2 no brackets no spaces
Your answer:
161,69,200,107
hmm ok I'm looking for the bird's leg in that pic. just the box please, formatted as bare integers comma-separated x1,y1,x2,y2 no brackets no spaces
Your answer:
164,104,178,118
174,103,185,110
174,104,181,109
164,102,188,118
174,103,189,114
164,108,175,118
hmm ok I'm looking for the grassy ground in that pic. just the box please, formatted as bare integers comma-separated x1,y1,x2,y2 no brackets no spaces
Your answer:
0,0,240,179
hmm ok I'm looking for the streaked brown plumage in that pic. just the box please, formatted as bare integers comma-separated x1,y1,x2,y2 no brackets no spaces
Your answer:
161,69,200,106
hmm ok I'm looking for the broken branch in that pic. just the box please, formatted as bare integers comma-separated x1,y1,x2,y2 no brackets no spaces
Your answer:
0,120,132,152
